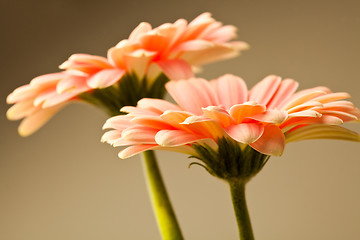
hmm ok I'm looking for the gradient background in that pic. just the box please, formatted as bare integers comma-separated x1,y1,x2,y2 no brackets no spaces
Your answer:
1,0,360,239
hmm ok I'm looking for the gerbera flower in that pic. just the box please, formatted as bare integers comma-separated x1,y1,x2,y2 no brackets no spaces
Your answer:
102,74,360,162
7,13,247,136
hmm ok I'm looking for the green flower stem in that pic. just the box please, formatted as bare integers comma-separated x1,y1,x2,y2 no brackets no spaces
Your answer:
229,180,255,240
141,150,184,240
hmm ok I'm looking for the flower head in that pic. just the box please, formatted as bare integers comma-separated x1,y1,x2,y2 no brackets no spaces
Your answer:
102,74,360,164
7,13,246,136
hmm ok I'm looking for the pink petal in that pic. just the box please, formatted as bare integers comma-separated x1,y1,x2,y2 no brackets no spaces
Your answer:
249,75,282,106
214,74,248,109
267,79,299,109
174,39,214,52
202,106,234,127
121,126,158,144
123,49,156,80
225,123,264,144
181,116,224,139
128,22,152,43
287,101,323,114
30,72,65,87
157,59,194,80
18,103,67,137
180,43,241,66
119,144,158,159
229,102,266,123
166,78,218,114
101,130,123,145
107,42,135,68
282,90,327,111
7,84,37,104
160,110,193,131
56,74,87,93
131,116,175,129
6,100,38,120
120,106,158,116
87,68,125,88
312,92,351,104
102,115,133,130
155,129,205,146
137,98,181,114
316,110,358,122
249,125,285,156
248,110,288,124
285,125,360,143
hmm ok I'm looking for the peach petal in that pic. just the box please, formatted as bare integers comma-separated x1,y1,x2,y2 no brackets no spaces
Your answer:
121,126,158,144
249,75,282,106
102,115,133,130
123,49,156,80
155,130,205,147
282,91,327,111
156,59,194,81
267,79,299,109
166,78,218,114
87,68,125,88
225,123,265,144
180,43,240,66
249,109,288,124
285,125,360,143
160,110,193,131
214,74,248,109
30,72,65,87
181,116,224,139
250,124,285,156
6,100,38,120
131,116,175,129
120,106,158,116
56,75,87,94
119,145,159,159
128,22,152,43
107,42,135,68
137,98,181,114
101,130,123,145
174,39,214,52
316,110,358,122
18,103,67,137
312,92,351,104
202,106,234,127
7,84,36,104
287,101,323,114
229,102,266,123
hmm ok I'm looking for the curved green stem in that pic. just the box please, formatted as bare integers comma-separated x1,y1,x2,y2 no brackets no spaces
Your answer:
141,150,184,240
229,180,255,240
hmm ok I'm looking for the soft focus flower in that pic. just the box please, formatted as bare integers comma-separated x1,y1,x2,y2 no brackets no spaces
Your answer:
7,13,247,136
102,74,360,160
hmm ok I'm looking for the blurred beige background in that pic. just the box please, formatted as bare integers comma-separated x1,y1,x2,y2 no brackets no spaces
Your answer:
1,0,360,239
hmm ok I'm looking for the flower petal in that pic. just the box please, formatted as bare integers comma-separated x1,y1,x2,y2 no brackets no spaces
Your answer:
166,78,218,114
267,79,299,109
18,103,67,137
119,145,158,159
229,102,266,123
155,129,206,146
202,106,234,127
157,59,194,80
213,74,248,109
225,123,264,144
249,75,282,106
249,109,288,124
87,69,125,88
285,125,360,143
250,125,285,156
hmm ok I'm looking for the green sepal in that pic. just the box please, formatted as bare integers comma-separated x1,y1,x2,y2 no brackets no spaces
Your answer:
190,137,270,182
78,73,170,116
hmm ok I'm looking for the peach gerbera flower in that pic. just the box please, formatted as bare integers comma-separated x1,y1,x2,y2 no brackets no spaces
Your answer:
7,13,247,136
102,74,360,159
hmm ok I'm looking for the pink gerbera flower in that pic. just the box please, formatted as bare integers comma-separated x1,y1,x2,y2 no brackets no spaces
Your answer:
102,74,360,160
7,13,247,136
